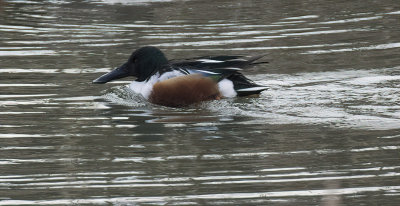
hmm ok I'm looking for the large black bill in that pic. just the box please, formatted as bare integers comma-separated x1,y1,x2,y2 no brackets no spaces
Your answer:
92,63,130,84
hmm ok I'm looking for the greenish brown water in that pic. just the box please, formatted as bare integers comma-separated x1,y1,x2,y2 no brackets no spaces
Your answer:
1,0,400,205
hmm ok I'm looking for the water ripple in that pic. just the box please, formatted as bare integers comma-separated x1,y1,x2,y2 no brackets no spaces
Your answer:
0,186,398,205
1,1,399,205
303,42,400,54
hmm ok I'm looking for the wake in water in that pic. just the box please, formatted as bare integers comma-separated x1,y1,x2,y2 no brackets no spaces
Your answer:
102,85,149,108
236,67,400,130
102,67,400,130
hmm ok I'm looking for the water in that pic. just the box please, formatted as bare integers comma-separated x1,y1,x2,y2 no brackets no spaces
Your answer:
1,0,400,205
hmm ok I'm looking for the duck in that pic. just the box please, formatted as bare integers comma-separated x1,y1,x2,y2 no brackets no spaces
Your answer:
93,46,268,107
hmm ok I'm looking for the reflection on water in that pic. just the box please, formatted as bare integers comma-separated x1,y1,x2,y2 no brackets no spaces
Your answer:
1,0,400,205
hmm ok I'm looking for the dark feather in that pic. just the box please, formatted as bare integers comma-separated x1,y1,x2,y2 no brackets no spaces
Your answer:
167,54,269,96
169,54,268,70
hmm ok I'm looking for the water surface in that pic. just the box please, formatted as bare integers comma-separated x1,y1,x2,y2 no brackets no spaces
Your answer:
1,0,400,205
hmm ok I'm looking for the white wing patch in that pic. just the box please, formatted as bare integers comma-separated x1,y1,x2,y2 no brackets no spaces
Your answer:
222,67,242,71
196,59,224,63
190,69,220,75
236,86,269,92
227,58,246,62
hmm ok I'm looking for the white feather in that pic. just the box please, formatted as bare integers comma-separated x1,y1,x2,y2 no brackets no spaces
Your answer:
196,59,224,63
236,86,269,92
191,69,219,75
222,67,242,71
218,79,237,98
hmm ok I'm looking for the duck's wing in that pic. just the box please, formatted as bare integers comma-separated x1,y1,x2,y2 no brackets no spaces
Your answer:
169,54,269,96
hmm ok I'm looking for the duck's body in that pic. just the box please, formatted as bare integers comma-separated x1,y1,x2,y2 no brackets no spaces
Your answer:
149,74,221,107
93,46,268,107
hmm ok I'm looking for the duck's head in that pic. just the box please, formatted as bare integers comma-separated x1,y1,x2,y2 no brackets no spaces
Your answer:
93,46,168,83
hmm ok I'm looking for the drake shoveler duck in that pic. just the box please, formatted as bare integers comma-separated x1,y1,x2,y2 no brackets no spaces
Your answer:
93,46,268,107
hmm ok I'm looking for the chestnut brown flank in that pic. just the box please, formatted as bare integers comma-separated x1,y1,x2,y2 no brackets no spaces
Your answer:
149,74,221,107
